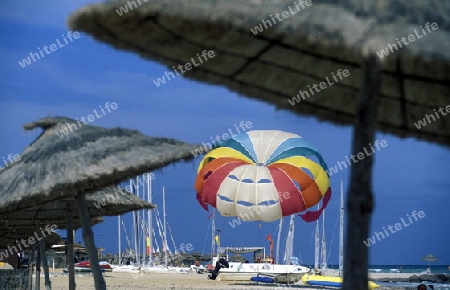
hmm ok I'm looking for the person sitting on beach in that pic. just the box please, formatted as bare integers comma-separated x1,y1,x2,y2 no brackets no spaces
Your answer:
418,283,434,290
208,258,229,280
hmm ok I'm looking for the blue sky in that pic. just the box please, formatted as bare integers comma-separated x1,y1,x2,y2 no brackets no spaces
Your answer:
1,1,449,266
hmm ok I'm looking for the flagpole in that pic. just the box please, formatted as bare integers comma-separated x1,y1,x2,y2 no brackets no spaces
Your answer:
258,223,261,246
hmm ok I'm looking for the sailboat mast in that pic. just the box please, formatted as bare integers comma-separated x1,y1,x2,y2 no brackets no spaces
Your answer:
339,180,344,272
141,177,145,263
211,209,216,262
163,186,168,266
148,173,153,266
283,215,295,264
321,210,327,270
275,218,283,264
314,212,320,270
118,215,121,264
131,179,139,264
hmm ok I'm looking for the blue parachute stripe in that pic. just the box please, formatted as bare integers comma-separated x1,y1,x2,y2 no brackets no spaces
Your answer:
266,138,319,163
218,195,233,202
217,133,257,163
268,147,328,172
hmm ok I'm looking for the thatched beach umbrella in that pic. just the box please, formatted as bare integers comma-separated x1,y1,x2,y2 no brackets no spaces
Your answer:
421,254,438,263
0,217,102,290
421,253,439,273
0,185,153,290
0,116,198,290
0,116,196,215
0,185,154,229
68,1,450,289
0,229,62,290
0,219,100,249
67,0,450,146
0,230,61,252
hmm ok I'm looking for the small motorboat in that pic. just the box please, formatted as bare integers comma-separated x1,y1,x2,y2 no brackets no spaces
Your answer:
74,260,113,272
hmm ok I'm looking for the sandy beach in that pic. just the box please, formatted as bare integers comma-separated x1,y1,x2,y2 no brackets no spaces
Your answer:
35,270,416,290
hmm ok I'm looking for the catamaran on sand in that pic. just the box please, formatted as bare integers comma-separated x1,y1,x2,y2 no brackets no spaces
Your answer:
219,259,310,283
209,247,310,284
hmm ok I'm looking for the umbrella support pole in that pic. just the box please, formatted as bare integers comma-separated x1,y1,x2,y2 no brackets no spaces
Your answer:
343,53,380,290
76,192,106,290
66,203,76,290
35,243,41,290
27,250,35,290
38,229,52,290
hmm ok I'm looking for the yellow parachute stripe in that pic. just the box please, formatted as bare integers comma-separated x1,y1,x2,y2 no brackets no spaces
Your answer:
273,156,329,194
197,147,254,172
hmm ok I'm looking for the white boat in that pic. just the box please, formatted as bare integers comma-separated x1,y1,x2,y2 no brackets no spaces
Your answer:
215,212,310,284
216,246,309,283
190,264,206,274
140,264,189,273
218,258,309,283
111,264,140,273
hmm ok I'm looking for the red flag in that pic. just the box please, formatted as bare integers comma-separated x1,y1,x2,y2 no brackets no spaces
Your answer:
266,234,274,262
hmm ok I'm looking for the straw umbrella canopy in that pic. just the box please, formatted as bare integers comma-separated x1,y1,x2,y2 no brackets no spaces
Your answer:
0,185,154,230
1,185,153,290
68,2,450,289
421,254,438,263
421,254,439,273
68,0,450,146
0,116,198,290
0,230,62,250
0,116,196,215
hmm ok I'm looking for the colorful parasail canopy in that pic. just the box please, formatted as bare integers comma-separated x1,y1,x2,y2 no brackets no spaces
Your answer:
194,130,331,222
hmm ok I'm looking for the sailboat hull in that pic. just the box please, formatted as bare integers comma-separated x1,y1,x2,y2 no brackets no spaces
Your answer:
141,266,189,274
219,263,309,283
111,265,140,273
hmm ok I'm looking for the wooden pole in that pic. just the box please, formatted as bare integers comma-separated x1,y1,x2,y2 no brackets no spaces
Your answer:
27,250,34,290
76,192,106,290
66,202,76,290
343,53,381,290
38,229,52,290
35,243,41,290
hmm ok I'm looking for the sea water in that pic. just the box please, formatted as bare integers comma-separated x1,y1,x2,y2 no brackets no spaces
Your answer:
367,265,450,274
320,264,449,274
377,281,450,290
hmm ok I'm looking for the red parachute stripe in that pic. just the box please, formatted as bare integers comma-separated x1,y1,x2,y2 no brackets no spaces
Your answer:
268,167,306,216
299,188,332,222
269,163,323,208
195,157,247,193
196,192,209,211
200,162,244,208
